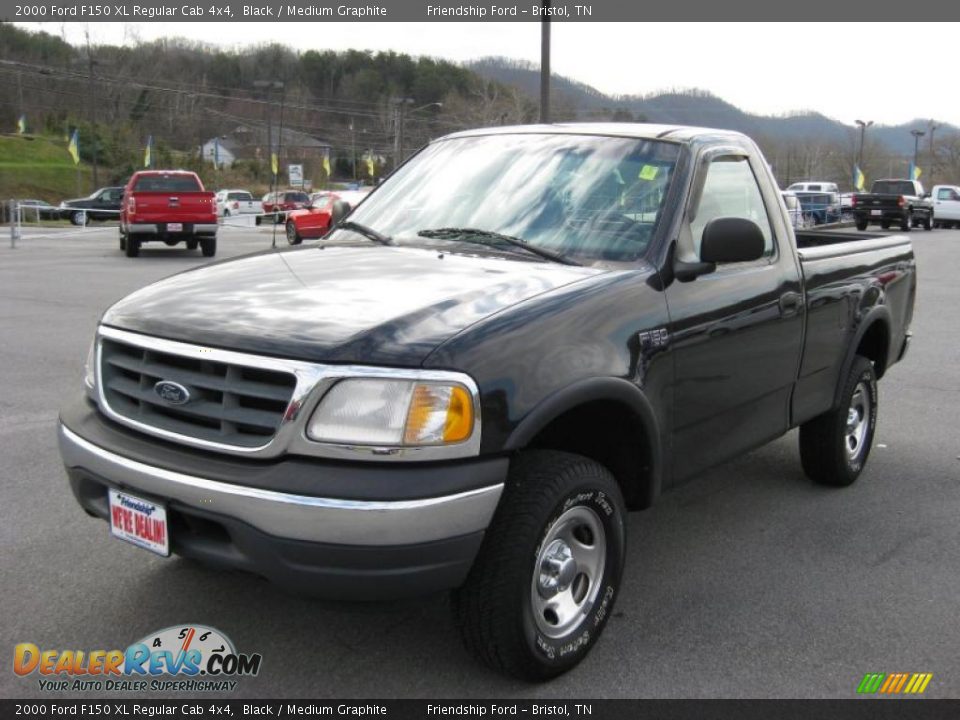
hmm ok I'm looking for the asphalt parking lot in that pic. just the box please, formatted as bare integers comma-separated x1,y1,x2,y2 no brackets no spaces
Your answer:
1,223,958,699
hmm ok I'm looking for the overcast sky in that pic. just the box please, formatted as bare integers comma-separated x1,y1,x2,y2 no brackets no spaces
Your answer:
15,21,959,127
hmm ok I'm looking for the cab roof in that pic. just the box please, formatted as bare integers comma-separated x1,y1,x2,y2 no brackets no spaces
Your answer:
439,123,752,145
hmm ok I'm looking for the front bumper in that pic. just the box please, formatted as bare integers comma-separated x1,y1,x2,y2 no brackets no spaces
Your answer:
58,401,506,599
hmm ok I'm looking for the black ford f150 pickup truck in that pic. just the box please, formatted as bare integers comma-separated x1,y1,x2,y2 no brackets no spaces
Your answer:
853,178,933,231
59,124,916,681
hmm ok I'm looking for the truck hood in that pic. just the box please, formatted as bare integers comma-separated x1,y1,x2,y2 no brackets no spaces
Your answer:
102,245,605,365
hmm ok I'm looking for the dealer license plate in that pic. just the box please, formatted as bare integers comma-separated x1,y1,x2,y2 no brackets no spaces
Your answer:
871,210,882,216
167,223,183,232
108,489,169,556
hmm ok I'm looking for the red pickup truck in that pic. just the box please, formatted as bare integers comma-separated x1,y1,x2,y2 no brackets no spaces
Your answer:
120,171,218,258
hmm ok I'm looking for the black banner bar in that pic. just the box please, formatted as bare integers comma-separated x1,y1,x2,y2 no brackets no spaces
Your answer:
3,700,960,720
2,0,957,22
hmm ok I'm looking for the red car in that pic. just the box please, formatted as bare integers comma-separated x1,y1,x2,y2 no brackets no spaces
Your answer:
284,189,371,245
259,190,310,224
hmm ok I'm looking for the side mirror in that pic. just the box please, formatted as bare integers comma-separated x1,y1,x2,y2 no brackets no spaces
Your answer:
700,217,766,264
330,199,351,226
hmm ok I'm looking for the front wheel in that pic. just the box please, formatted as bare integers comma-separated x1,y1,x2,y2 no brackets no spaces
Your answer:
799,355,878,487
70,210,87,226
454,450,626,681
286,221,302,245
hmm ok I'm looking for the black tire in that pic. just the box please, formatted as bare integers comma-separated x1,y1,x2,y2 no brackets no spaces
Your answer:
200,236,217,257
286,221,302,245
855,218,868,231
923,214,933,231
255,216,262,226
119,231,127,251
933,220,941,229
186,238,199,251
125,235,140,258
900,213,911,231
454,450,626,681
880,220,890,229
223,209,231,217
799,356,878,487
70,210,87,226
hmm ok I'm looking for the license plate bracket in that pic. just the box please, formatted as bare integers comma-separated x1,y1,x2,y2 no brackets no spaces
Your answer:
167,223,183,232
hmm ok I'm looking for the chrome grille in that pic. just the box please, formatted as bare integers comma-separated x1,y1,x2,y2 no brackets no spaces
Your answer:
100,336,297,448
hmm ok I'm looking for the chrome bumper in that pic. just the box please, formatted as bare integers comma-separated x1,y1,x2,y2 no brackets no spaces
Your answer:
58,424,503,547
128,223,218,234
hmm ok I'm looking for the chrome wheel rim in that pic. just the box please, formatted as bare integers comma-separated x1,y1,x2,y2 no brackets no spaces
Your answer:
286,224,297,244
531,505,606,639
845,381,871,461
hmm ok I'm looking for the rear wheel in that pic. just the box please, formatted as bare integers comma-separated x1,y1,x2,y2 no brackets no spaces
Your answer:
200,236,217,257
124,235,141,258
286,222,302,245
900,213,911,231
880,220,891,229
70,210,87,226
119,230,127,251
799,355,878,487
454,450,626,681
186,238,199,251
923,214,933,231
855,218,869,231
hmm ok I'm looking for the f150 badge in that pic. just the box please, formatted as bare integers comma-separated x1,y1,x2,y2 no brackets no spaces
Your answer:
638,328,670,351
154,380,191,405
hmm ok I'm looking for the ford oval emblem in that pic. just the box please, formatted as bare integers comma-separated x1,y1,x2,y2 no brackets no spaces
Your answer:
154,380,191,406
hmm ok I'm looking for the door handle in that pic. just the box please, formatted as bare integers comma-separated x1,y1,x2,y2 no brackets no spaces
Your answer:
779,291,802,317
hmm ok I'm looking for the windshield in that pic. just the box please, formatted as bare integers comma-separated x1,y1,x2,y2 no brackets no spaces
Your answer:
330,133,681,263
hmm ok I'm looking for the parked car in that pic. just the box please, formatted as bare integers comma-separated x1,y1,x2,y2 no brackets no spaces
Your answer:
781,191,805,229
59,124,915,681
930,184,960,228
853,179,933,231
285,189,372,244
787,181,840,194
215,189,262,217
59,187,125,226
259,190,310,224
794,191,841,225
17,199,61,221
119,170,218,257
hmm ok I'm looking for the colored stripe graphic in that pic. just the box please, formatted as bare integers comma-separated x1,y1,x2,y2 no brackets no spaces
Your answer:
858,672,932,694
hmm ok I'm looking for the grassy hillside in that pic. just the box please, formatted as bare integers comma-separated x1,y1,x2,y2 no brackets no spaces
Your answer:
0,134,93,202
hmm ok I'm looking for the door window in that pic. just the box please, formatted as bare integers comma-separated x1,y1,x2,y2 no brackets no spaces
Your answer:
690,157,775,259
937,188,959,201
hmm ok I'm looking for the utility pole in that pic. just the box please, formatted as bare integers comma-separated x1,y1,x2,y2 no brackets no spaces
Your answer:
540,1,552,123
350,119,357,181
85,28,99,189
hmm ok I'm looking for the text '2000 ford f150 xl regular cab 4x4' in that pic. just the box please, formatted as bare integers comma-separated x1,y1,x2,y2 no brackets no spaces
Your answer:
59,124,916,681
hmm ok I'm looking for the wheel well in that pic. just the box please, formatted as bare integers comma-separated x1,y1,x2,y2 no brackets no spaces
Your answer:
524,400,653,509
856,320,890,379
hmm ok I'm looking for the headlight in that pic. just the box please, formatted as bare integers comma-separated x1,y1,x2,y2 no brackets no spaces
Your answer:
306,378,475,447
83,339,97,397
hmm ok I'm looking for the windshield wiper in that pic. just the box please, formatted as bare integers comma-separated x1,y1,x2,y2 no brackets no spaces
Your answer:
417,227,579,266
335,220,395,246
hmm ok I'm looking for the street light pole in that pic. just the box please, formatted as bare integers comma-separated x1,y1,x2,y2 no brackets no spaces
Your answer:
928,120,940,184
911,129,926,175
855,119,873,170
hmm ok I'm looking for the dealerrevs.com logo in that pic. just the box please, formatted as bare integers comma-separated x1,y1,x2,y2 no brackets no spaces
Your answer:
14,624,262,692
